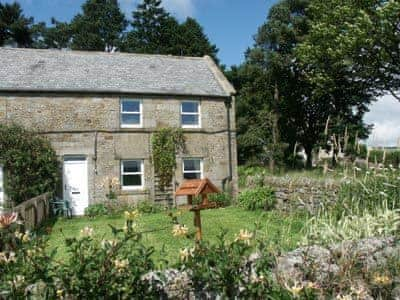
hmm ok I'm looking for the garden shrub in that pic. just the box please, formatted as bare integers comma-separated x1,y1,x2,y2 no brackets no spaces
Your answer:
238,187,276,211
209,192,232,207
84,203,108,217
135,201,164,214
0,124,60,205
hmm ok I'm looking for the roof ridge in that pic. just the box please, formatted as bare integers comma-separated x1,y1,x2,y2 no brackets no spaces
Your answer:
0,47,206,61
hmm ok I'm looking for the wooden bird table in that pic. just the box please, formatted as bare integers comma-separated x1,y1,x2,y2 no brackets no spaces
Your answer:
175,178,220,241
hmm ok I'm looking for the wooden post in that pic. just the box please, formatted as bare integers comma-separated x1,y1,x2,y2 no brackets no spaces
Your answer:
193,209,202,241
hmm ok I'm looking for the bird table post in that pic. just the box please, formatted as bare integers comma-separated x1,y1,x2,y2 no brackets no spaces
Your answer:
193,208,202,241
174,178,221,242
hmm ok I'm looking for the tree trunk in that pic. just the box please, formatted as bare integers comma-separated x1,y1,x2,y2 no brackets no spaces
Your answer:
305,145,313,169
269,83,280,173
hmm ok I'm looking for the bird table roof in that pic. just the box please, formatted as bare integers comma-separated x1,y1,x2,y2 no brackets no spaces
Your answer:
175,178,220,197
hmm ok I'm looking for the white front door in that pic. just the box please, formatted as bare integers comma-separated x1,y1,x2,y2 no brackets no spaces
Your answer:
63,156,88,216
0,165,4,213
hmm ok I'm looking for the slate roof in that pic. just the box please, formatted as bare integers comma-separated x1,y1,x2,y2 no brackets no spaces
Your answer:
0,48,235,97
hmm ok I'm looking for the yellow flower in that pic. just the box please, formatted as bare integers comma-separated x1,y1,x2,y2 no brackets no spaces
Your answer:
56,289,64,298
372,273,392,286
172,224,189,237
114,259,129,271
124,210,140,221
12,275,25,287
305,281,318,289
285,282,304,298
22,231,31,242
179,247,194,262
80,226,94,237
14,231,23,239
234,229,253,245
26,249,35,257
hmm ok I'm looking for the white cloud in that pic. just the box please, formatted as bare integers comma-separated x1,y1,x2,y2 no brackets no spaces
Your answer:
163,0,195,19
364,95,400,147
118,0,195,19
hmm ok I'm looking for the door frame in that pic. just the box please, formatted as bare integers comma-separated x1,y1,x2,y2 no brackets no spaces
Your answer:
62,155,89,216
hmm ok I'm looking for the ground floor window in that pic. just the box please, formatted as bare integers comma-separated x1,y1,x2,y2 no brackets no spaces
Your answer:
183,158,203,179
121,160,144,189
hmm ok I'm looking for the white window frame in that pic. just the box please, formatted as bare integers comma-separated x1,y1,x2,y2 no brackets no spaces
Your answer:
182,158,203,180
120,99,143,128
121,160,144,190
181,101,201,128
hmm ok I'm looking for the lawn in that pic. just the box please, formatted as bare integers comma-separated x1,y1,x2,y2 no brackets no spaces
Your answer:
46,207,307,265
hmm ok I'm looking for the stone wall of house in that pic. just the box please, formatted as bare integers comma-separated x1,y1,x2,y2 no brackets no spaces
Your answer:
0,94,237,205
246,175,340,213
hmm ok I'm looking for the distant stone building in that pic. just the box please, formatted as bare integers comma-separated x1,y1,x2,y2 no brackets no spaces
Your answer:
0,48,237,215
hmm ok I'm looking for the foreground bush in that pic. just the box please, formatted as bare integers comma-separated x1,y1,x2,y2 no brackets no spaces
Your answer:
2,208,400,299
238,186,276,211
0,124,59,205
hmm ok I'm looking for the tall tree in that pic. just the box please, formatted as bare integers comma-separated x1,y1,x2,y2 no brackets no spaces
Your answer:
297,0,400,101
179,18,219,62
70,0,127,52
122,0,172,54
32,18,72,49
123,0,219,61
0,1,33,47
234,0,373,168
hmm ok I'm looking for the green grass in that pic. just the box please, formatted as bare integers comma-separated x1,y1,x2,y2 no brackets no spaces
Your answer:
45,207,307,265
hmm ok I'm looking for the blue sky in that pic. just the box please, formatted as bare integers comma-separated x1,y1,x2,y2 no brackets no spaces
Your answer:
3,0,277,67
3,0,400,146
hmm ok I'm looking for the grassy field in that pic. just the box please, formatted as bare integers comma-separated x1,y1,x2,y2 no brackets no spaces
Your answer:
45,207,307,265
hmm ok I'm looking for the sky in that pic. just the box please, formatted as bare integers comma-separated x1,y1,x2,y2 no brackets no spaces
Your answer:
3,0,400,147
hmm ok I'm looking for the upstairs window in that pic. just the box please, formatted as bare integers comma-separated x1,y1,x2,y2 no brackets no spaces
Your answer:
121,160,144,189
183,158,203,179
121,99,142,128
181,101,200,128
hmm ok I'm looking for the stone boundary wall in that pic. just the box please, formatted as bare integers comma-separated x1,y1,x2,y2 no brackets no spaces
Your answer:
13,193,51,230
246,175,341,213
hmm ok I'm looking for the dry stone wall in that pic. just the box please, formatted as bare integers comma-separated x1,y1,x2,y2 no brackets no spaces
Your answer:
246,175,341,213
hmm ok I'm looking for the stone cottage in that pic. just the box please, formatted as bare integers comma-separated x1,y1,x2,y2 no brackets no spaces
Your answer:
0,48,237,215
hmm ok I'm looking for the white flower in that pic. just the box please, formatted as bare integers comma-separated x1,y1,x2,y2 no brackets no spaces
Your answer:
80,226,94,237
336,294,352,300
379,191,388,197
0,251,16,264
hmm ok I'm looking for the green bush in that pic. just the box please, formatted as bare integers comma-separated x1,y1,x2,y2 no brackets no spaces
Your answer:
209,192,232,207
84,203,108,217
0,124,60,205
136,201,164,214
238,187,276,211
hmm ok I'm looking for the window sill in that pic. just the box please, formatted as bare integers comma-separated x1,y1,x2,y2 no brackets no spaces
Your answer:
120,125,143,129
